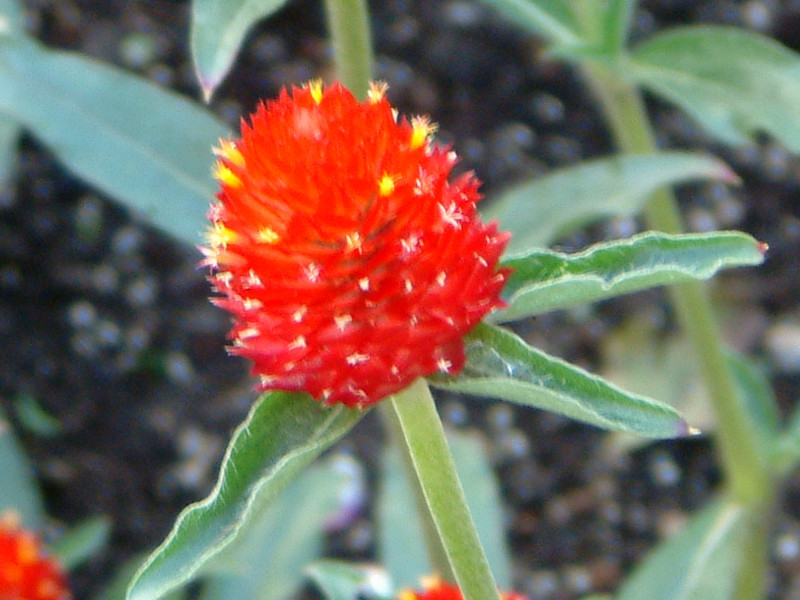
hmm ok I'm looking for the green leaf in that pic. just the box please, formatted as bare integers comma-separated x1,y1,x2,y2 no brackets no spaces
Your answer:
13,394,63,437
93,556,188,600
446,429,512,588
0,0,24,36
601,0,635,53
51,516,112,570
306,560,392,600
629,26,800,152
726,352,779,451
429,323,688,438
616,498,750,600
126,392,364,600
378,428,512,590
191,0,291,100
199,453,362,600
0,36,229,247
598,315,711,456
0,406,45,529
493,231,765,323
0,113,20,185
377,441,430,590
388,382,502,600
482,152,736,253
475,0,581,45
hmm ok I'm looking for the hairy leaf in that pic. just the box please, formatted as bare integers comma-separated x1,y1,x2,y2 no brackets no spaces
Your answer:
630,26,800,152
482,152,736,253
191,0,291,99
429,324,689,438
0,36,228,247
126,393,363,600
493,231,765,322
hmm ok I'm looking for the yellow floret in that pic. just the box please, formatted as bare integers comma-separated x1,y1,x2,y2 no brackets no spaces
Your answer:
213,139,245,167
410,115,436,149
378,173,397,196
307,79,324,104
214,162,242,188
257,226,280,244
368,80,389,103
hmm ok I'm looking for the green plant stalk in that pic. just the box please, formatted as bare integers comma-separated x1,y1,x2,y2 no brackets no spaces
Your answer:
582,61,772,599
322,2,497,596
322,0,373,99
389,379,502,600
379,401,454,581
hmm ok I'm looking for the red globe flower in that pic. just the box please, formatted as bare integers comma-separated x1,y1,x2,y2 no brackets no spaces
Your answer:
398,576,527,600
204,80,510,407
0,512,71,600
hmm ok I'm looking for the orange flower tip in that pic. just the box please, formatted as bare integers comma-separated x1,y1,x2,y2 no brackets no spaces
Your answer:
213,161,242,188
213,139,245,168
206,79,510,407
257,226,280,244
399,575,528,600
368,80,389,103
344,232,363,253
410,115,437,149
306,78,324,104
378,173,397,197
0,511,72,600
205,223,239,250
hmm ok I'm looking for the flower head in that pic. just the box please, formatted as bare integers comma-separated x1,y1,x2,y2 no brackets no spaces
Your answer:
0,512,71,600
204,80,509,407
398,575,527,600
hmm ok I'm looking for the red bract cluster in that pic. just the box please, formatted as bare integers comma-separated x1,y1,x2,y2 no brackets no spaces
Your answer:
398,576,527,600
0,512,71,600
204,80,509,407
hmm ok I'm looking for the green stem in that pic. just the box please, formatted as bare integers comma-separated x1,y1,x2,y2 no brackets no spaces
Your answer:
389,379,501,600
322,0,373,99
379,402,454,581
582,62,773,599
582,61,770,502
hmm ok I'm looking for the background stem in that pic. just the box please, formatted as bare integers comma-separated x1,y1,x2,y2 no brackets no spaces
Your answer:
322,0,373,99
581,61,773,599
389,379,501,600
379,401,454,581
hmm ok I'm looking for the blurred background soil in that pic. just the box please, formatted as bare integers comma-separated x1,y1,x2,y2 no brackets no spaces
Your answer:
2,0,800,598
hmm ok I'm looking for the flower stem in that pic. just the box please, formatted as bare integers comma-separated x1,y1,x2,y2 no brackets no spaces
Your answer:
388,379,501,600
582,61,773,598
322,0,373,99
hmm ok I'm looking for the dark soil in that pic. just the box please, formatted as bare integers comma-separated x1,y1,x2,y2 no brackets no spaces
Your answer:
2,0,800,599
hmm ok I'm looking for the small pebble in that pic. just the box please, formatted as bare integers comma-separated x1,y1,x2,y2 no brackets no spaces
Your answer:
528,92,565,125
765,320,800,373
124,275,159,307
522,569,559,599
164,350,195,385
562,564,593,595
119,31,157,69
67,300,97,329
441,400,469,427
648,449,682,487
486,402,515,432
775,531,800,562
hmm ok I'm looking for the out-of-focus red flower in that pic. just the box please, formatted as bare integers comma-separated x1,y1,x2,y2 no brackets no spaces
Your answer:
398,575,527,600
204,80,509,408
0,512,71,600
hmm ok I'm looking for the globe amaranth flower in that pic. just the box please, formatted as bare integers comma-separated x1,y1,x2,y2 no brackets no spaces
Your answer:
398,575,527,600
204,80,510,408
0,512,71,600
